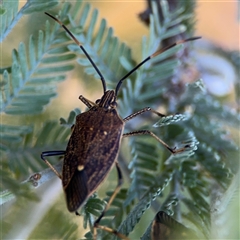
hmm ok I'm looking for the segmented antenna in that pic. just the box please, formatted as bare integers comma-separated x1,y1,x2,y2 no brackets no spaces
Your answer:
45,12,201,99
114,36,201,97
45,12,107,94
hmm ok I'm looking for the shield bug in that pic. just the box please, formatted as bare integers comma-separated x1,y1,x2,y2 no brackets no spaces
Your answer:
41,12,200,239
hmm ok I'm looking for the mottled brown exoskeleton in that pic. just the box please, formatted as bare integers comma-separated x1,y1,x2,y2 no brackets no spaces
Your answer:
41,12,200,240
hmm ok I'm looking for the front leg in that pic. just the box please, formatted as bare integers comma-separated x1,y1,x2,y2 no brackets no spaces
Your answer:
79,95,97,109
41,151,66,179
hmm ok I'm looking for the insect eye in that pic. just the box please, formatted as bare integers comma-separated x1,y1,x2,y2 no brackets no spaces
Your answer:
110,102,117,108
95,99,100,104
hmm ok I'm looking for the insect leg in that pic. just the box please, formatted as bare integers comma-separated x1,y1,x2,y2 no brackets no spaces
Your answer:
123,108,189,153
93,162,129,240
41,151,66,179
79,95,97,108
123,130,187,154
123,107,165,122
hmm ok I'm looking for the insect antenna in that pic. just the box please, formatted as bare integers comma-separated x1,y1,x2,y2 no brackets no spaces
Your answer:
114,36,201,98
45,12,107,94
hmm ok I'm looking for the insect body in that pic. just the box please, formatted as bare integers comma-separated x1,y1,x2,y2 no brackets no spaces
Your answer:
41,12,200,239
63,91,124,211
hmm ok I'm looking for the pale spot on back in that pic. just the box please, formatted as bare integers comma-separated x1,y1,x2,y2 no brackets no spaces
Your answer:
78,165,84,171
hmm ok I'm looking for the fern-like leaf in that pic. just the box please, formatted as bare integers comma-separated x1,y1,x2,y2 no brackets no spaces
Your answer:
64,3,133,87
1,17,76,114
118,170,173,237
1,120,70,182
0,0,58,43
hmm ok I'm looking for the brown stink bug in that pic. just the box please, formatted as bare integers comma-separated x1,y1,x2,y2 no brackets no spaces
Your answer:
41,12,200,239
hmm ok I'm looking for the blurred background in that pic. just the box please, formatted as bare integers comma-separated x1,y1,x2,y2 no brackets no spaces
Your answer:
12,0,240,114
90,1,239,50
2,1,239,239
51,0,240,113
